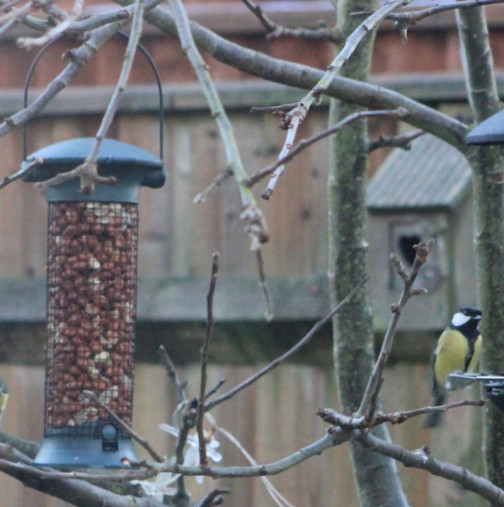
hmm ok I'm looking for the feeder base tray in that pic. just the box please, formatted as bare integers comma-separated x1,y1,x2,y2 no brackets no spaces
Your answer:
34,435,138,468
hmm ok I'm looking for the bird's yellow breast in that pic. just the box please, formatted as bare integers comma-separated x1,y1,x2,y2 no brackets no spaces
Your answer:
434,328,480,387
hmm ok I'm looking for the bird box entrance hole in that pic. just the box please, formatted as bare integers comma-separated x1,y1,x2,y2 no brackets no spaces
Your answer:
398,234,421,266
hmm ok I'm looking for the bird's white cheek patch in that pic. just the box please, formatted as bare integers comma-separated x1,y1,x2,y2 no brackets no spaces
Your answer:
452,312,471,327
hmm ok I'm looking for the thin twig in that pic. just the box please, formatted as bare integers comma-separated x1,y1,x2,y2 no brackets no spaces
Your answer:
164,430,350,478
0,157,42,191
17,0,85,49
352,0,504,26
374,399,485,425
241,0,276,32
268,26,340,42
0,432,39,460
318,399,485,428
193,168,233,204
0,17,18,39
0,0,27,13
4,22,124,138
357,240,434,420
168,0,269,247
205,379,226,399
245,108,407,189
255,248,273,320
159,345,187,403
250,102,300,114
81,390,164,463
3,2,162,161
205,278,365,411
37,0,145,194
197,252,220,467
174,404,197,503
367,129,424,153
0,1,31,27
198,110,412,198
67,8,132,34
35,162,117,194
241,0,340,42
198,488,230,507
169,0,272,320
0,458,157,482
261,0,414,200
0,442,34,465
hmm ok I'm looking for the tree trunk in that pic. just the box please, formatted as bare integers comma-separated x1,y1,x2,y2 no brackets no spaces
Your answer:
457,6,504,489
327,1,408,506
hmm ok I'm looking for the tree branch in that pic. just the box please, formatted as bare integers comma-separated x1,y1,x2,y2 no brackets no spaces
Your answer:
167,0,273,322
0,0,161,148
167,0,269,250
318,399,485,428
196,252,220,468
353,0,504,33
16,0,85,50
354,430,504,506
198,488,230,507
159,345,187,404
358,240,433,419
123,0,468,148
205,278,365,412
193,168,233,204
0,157,42,190
241,0,340,42
37,0,145,194
261,0,413,199
367,129,424,153
173,402,197,503
0,431,39,459
244,107,407,189
0,445,163,507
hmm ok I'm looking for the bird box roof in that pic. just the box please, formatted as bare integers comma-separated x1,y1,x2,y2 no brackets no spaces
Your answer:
367,134,471,211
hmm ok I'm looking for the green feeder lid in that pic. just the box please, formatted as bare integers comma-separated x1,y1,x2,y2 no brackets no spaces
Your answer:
466,109,504,145
23,138,166,203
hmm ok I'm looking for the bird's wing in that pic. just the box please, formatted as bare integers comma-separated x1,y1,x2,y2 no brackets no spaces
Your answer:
466,334,482,373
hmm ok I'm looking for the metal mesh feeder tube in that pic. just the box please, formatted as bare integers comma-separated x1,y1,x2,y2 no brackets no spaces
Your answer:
24,138,165,468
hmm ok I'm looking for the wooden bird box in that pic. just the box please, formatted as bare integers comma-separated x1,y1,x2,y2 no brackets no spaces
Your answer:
367,134,476,332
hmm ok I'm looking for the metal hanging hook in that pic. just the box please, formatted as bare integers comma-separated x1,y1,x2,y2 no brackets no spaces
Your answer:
23,31,164,161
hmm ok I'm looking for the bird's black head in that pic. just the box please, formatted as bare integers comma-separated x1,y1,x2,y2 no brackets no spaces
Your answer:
451,306,482,329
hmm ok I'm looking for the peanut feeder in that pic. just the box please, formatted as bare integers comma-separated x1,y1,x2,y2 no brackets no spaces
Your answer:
23,138,165,467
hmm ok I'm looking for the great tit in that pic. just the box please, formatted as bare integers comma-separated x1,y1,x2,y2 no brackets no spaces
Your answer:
0,377,7,430
424,306,482,428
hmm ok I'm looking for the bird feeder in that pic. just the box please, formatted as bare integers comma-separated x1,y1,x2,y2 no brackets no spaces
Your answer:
20,31,165,468
23,138,165,467
466,108,504,145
